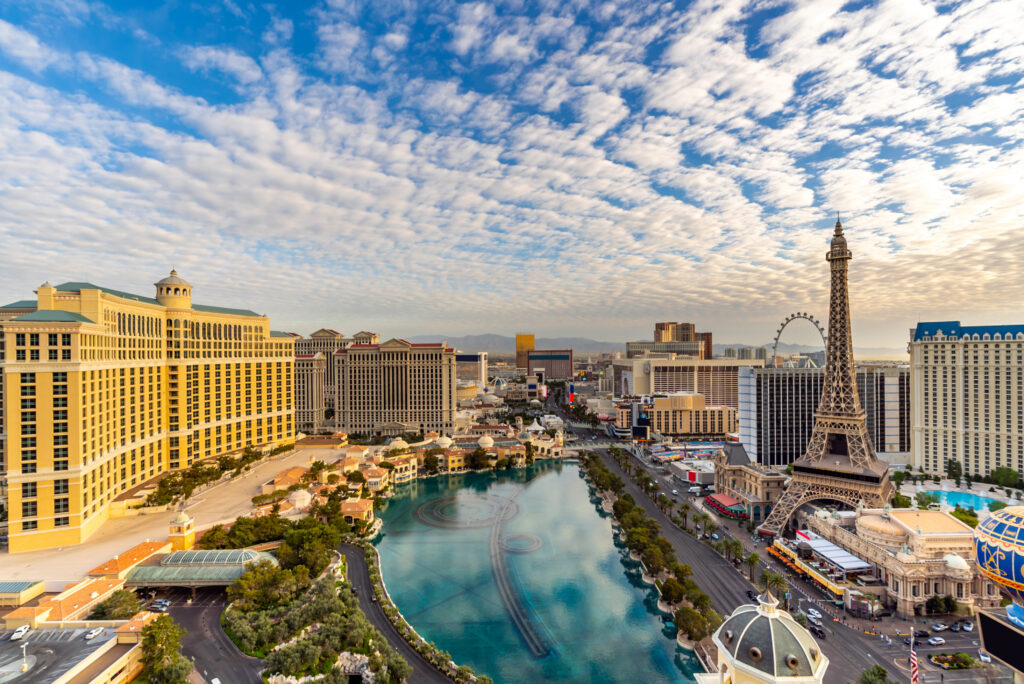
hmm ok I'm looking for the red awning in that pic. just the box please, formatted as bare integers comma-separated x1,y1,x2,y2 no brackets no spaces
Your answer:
707,493,740,508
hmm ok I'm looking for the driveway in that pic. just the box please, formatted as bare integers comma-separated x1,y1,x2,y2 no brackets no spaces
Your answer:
339,544,453,684
166,588,262,684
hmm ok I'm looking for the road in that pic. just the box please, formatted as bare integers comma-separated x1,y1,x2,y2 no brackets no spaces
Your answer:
339,543,453,684
166,587,263,684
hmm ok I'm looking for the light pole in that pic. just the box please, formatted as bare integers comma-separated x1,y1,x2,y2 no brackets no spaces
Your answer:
21,643,28,672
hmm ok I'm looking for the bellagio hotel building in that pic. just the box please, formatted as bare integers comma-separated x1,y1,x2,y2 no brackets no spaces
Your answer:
0,272,294,552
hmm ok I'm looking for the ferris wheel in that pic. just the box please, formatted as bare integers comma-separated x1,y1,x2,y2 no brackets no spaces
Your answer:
772,312,827,361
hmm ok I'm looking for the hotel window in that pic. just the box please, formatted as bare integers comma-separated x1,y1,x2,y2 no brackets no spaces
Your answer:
22,482,37,498
55,498,69,514
55,479,69,495
29,333,39,345
22,520,37,531
49,334,58,346
22,501,37,518
54,516,69,527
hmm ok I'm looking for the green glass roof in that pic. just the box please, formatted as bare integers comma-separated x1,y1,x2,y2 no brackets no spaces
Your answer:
11,310,96,324
54,282,262,317
0,580,43,594
124,549,276,587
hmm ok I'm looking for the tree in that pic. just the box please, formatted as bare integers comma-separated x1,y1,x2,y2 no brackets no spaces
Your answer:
89,589,141,619
991,467,1018,487
945,458,963,486
857,664,890,684
760,571,788,606
943,594,958,614
661,577,685,604
915,492,939,509
951,505,978,528
674,606,709,642
892,493,912,508
347,470,366,484
424,453,440,474
744,552,760,581
990,500,1008,512
892,470,906,488
678,502,692,530
793,612,809,627
141,614,192,683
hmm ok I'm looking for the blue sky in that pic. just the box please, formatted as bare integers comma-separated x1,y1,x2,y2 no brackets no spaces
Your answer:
0,0,1022,349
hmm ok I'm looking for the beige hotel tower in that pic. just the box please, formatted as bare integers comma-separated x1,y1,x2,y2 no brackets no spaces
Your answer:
0,273,295,552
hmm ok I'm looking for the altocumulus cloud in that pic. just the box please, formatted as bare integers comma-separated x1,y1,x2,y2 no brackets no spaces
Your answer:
0,0,1022,347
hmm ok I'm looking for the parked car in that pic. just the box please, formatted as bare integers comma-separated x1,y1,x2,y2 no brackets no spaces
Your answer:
809,616,823,627
807,608,822,620
10,625,29,641
950,623,961,632
85,627,104,640
904,637,913,646
746,590,758,601
978,650,991,664
711,533,720,541
914,629,930,639
928,636,946,646
962,622,974,632
671,489,678,495
931,623,949,632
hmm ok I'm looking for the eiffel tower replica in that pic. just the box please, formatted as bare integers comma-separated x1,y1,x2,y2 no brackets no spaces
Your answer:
758,218,894,536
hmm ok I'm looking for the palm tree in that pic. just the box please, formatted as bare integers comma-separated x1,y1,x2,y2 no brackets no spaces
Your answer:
678,502,692,530
744,552,760,581
705,520,718,538
729,539,744,561
760,571,789,608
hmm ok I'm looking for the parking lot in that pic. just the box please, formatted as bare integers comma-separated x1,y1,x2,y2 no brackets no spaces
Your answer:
0,626,117,682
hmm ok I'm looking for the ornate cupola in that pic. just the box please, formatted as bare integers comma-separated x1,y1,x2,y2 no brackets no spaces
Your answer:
155,269,193,309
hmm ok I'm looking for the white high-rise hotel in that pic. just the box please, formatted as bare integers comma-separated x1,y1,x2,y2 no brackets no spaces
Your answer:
910,321,1024,476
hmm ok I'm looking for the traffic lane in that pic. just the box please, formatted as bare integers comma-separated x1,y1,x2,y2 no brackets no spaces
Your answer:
339,543,453,684
169,590,262,684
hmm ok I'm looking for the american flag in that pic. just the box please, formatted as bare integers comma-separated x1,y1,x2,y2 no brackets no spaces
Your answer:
910,634,920,684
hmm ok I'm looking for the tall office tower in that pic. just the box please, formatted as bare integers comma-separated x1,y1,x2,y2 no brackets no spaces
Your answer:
755,346,769,360
910,321,1024,476
527,349,574,380
738,347,755,360
515,333,535,371
739,365,910,467
695,332,713,359
0,274,295,553
612,357,763,408
651,322,711,358
295,352,327,433
334,339,456,436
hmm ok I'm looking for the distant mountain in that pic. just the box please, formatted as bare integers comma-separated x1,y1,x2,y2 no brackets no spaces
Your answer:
715,342,907,360
405,334,623,355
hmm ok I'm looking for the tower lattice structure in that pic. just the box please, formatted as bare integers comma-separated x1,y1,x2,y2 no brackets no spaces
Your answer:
758,219,893,536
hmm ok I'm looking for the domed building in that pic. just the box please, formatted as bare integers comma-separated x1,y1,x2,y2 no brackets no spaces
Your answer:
435,435,453,450
477,435,494,450
389,437,409,452
695,592,828,684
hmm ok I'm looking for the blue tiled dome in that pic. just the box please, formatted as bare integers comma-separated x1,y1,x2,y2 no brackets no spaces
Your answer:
974,506,1024,604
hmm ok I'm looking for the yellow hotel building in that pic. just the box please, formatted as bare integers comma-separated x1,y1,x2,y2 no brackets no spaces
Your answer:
0,272,294,552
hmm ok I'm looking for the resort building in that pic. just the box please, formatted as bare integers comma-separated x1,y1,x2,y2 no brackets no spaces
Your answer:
615,393,736,440
739,364,911,467
333,338,457,437
796,507,1002,618
712,443,786,524
910,321,1024,476
515,333,535,371
294,329,380,411
295,352,327,433
0,274,294,553
527,349,573,380
613,357,763,409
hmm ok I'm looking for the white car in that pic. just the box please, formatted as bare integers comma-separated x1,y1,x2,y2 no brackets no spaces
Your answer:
85,627,104,640
808,616,823,627
977,651,991,664
10,625,29,641
807,608,822,619
928,636,946,646
962,622,974,632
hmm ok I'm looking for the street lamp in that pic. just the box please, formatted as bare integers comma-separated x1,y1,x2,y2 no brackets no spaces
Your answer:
21,643,28,672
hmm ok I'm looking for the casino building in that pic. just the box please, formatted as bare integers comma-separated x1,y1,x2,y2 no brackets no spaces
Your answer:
0,274,295,552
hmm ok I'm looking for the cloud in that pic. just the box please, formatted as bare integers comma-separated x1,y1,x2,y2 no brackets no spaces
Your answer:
179,45,263,85
0,18,64,71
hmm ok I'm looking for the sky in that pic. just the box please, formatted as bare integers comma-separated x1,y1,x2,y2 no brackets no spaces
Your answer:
0,0,1022,349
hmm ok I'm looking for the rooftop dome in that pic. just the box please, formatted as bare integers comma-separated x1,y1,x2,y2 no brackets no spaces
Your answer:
435,435,453,449
944,552,970,571
478,435,494,449
389,437,409,450
856,514,906,549
172,511,192,524
529,399,542,406
714,592,826,681
484,394,500,403
155,269,191,287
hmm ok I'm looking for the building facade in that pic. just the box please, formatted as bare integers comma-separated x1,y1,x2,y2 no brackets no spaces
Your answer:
613,358,763,409
713,443,786,523
333,339,457,436
0,274,294,552
615,393,736,439
625,340,703,358
910,321,1024,476
527,349,573,380
515,333,535,371
295,352,327,433
739,365,910,467
294,329,380,409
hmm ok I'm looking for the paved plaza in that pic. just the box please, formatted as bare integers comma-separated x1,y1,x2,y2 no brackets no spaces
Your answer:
0,447,340,581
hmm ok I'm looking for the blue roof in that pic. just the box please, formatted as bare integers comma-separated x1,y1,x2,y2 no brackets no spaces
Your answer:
0,300,36,309
12,310,96,324
914,321,1024,342
0,580,43,594
270,330,294,338
54,282,261,317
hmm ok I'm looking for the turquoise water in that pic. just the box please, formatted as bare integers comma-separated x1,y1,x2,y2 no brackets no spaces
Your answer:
924,489,1001,510
374,462,700,684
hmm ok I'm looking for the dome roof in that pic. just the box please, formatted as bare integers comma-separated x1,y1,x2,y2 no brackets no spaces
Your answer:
155,269,191,287
975,507,1024,604
944,553,969,571
389,437,409,450
478,435,494,448
172,511,191,524
435,436,453,449
484,394,500,403
856,514,905,540
529,399,542,406
715,593,824,680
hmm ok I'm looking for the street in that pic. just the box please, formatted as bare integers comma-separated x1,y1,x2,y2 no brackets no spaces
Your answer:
164,587,263,684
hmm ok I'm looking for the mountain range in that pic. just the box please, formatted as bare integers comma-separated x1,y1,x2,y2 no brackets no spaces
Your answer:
405,334,906,360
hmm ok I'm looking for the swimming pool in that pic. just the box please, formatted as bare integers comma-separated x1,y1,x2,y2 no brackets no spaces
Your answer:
923,489,1002,511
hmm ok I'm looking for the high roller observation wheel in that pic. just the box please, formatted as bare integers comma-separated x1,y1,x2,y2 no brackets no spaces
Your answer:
772,312,827,361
